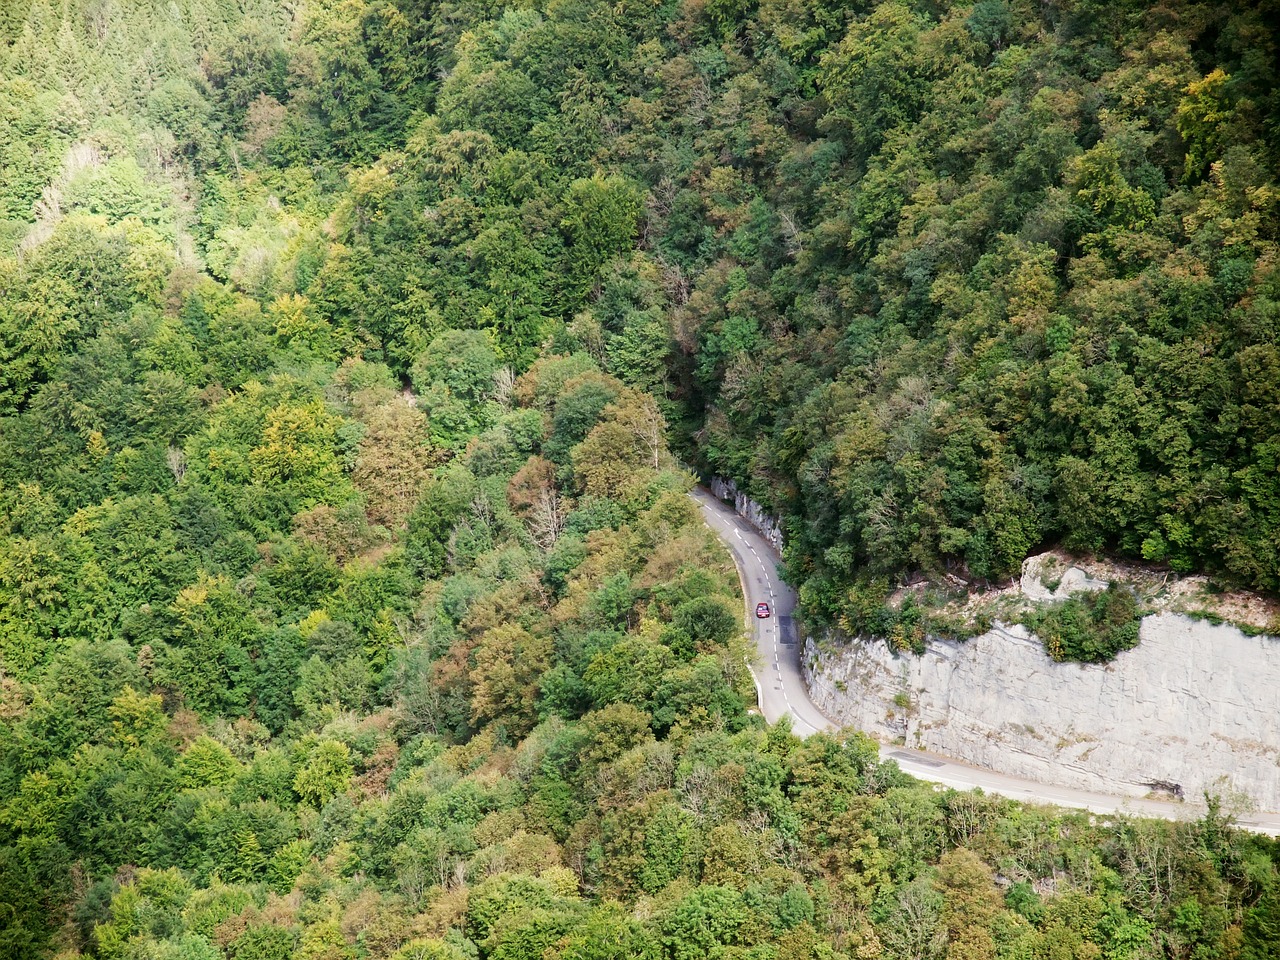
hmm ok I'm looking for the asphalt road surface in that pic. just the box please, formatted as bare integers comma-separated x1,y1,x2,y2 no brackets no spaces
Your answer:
692,486,1280,836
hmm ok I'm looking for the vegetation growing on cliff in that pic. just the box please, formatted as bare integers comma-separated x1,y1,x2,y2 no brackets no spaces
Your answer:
3,0,1280,958
1025,584,1142,662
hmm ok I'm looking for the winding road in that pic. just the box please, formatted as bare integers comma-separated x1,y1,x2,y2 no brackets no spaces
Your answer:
692,487,1280,836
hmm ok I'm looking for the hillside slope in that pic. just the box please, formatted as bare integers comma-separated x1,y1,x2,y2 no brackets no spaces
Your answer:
3,1,1280,958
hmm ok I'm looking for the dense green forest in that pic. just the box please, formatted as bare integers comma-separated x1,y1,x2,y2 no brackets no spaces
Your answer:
3,0,1280,958
3,0,1280,613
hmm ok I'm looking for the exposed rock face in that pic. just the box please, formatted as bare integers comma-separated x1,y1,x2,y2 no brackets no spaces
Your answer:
1020,555,1109,602
804,614,1280,811
709,477,784,552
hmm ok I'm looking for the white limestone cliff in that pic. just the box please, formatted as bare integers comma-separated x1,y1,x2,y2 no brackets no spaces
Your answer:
803,571,1280,812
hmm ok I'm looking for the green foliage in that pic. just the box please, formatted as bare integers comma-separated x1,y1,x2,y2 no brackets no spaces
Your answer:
0,2,1276,959
664,596,738,659
544,376,621,469
645,0,1280,607
293,739,353,808
1025,585,1143,663
661,885,748,960
411,330,502,447
560,175,643,311
1243,883,1280,960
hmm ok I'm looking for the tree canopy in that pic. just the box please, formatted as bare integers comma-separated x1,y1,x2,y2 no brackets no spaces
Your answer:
2,0,1280,958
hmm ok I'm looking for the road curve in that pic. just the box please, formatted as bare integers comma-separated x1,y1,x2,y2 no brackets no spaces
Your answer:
692,487,1280,836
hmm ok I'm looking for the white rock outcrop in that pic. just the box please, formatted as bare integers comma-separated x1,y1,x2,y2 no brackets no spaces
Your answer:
804,614,1280,811
1020,555,1110,602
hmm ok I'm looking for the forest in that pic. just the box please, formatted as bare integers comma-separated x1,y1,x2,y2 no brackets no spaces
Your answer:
2,0,1280,957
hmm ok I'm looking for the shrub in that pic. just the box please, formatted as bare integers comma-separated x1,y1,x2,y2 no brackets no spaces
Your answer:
1027,584,1142,663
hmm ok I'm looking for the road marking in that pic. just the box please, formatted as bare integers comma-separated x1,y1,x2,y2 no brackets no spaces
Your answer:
889,751,945,768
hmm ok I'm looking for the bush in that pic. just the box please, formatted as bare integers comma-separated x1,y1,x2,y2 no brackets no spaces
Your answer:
1028,584,1142,663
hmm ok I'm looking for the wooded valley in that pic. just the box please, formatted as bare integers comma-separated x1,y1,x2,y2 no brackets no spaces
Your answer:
2,0,1279,957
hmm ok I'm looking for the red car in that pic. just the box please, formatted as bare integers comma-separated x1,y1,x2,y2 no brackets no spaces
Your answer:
755,602,771,618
